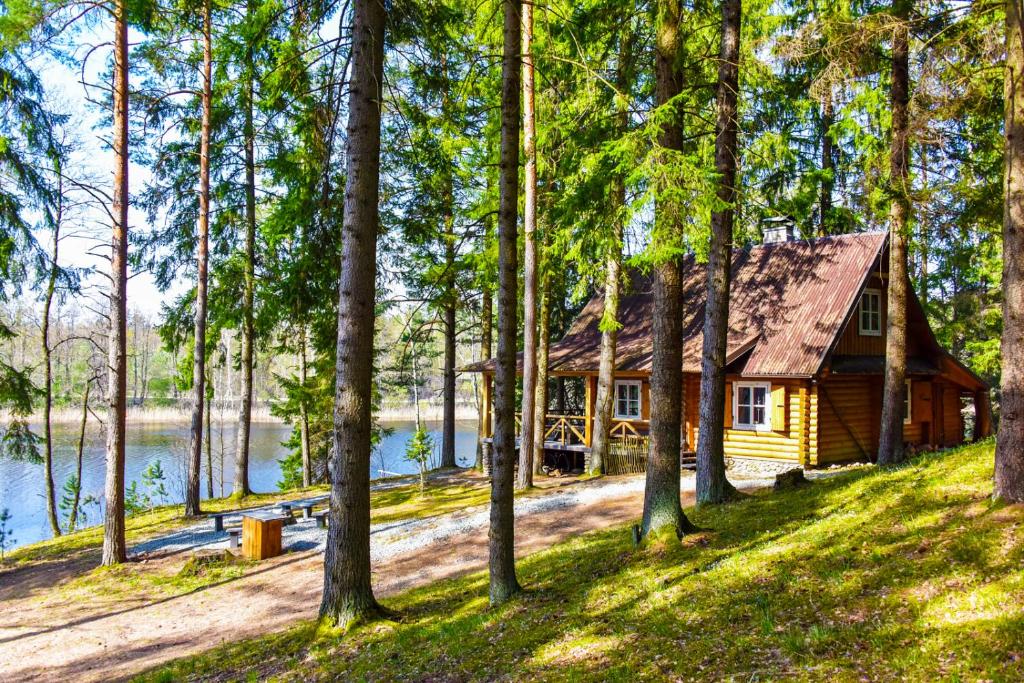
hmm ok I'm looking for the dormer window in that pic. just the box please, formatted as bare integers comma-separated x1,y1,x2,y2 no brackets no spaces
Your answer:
859,289,881,336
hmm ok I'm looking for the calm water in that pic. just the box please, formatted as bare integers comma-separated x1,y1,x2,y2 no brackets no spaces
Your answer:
0,419,479,550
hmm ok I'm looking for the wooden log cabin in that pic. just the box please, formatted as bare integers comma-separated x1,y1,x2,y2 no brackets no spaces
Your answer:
464,230,992,474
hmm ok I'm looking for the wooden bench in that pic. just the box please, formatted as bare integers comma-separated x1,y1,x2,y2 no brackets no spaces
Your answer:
210,512,229,532
226,528,241,549
298,503,316,519
313,510,329,528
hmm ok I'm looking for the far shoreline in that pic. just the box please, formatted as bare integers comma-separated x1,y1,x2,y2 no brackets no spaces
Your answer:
8,402,481,427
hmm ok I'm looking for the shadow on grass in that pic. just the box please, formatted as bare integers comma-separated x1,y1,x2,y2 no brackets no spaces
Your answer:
136,440,1023,681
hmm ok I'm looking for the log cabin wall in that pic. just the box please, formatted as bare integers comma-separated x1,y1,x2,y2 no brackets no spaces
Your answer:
816,375,876,463
684,375,811,463
816,374,961,463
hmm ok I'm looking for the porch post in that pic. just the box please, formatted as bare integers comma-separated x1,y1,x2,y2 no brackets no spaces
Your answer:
584,374,596,447
482,373,493,438
974,389,992,440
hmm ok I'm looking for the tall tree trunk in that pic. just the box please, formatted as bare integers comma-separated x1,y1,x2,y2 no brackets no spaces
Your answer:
41,176,62,537
695,0,741,506
878,0,910,466
919,144,929,309
531,274,550,477
820,89,834,236
475,286,492,470
319,0,387,628
299,327,312,486
642,0,696,540
491,0,523,605
589,28,634,476
234,2,257,497
186,0,213,516
440,195,457,467
205,370,213,499
69,379,90,532
996,0,1024,502
102,0,130,566
517,0,538,489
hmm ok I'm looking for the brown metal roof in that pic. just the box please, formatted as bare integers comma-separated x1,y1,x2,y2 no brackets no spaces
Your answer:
464,232,889,377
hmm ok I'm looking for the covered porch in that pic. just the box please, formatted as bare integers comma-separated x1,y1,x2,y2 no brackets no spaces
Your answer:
477,372,652,475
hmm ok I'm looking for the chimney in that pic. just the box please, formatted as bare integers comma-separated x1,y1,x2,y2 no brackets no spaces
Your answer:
761,216,797,245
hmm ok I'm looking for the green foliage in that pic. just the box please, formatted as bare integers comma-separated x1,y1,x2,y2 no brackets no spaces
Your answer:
276,449,303,491
404,427,434,492
0,507,13,560
0,419,40,462
125,460,170,516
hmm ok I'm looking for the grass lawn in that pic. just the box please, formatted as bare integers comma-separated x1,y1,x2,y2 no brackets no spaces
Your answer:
6,471,491,568
137,440,1023,682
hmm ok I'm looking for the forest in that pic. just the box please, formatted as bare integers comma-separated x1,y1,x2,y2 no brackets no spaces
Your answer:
0,0,1022,679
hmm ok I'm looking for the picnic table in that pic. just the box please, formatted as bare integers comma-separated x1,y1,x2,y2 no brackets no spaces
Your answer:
278,495,329,520
241,510,289,560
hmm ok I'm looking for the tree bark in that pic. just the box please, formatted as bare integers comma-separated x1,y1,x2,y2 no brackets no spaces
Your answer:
918,144,929,309
234,0,257,497
878,0,910,466
490,0,523,605
642,0,696,540
695,0,741,506
531,275,550,478
517,0,538,489
475,286,492,470
319,0,387,629
996,0,1024,502
590,29,633,476
186,0,213,516
205,369,213,499
820,89,834,236
102,0,130,566
299,327,312,486
42,173,62,537
69,379,90,532
440,193,458,468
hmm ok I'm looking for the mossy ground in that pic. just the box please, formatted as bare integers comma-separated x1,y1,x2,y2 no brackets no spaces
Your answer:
136,440,1023,682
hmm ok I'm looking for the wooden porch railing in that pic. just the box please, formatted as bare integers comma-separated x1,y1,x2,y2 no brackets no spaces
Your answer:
511,413,649,448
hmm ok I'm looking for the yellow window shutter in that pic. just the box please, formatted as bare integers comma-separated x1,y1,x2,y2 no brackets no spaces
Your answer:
724,381,733,429
771,384,787,432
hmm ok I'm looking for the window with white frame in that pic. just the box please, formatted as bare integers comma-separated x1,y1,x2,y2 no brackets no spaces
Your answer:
734,382,772,430
903,379,912,425
859,289,882,336
614,380,642,420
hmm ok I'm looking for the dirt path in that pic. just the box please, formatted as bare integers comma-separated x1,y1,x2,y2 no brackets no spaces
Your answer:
0,487,661,682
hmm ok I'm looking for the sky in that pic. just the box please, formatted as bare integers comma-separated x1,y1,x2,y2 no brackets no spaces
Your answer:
26,25,184,320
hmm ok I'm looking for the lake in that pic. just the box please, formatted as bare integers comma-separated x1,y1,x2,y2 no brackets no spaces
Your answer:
0,418,480,551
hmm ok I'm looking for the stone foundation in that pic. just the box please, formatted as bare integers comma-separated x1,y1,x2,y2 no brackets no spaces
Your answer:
725,457,803,478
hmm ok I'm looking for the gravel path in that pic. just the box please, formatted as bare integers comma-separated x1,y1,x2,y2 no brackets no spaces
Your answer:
132,472,777,561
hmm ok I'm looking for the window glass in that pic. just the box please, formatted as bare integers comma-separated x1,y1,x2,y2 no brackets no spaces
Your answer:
735,383,770,429
860,291,881,334
614,381,641,419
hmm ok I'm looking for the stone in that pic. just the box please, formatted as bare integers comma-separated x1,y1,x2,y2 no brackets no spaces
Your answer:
773,468,808,491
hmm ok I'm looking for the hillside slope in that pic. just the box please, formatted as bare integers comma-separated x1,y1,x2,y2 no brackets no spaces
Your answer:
139,440,1023,682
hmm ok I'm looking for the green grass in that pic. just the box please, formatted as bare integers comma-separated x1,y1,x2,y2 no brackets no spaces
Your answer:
136,440,1024,682
7,473,493,567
